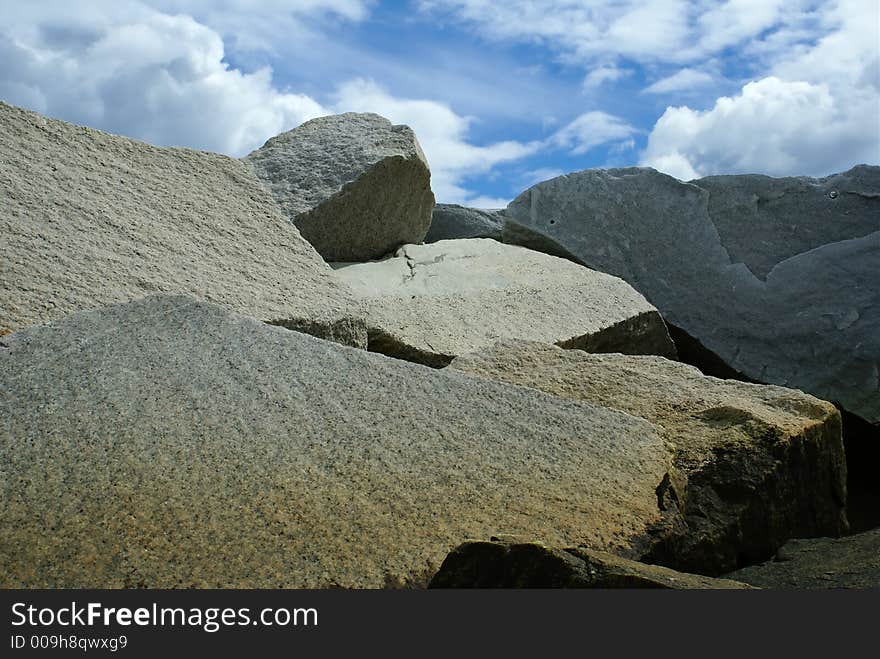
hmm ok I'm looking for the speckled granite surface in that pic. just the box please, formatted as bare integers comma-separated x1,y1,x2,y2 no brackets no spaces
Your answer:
0,101,364,346
1,295,680,588
450,341,847,574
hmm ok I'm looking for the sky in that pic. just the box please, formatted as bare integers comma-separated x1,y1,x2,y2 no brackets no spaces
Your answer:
1,1,878,207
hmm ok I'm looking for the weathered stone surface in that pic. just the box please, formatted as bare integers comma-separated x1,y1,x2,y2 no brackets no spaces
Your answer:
0,101,364,347
0,295,688,588
244,112,434,262
503,166,880,425
430,538,754,588
726,529,880,589
450,342,848,574
332,239,676,367
425,203,504,242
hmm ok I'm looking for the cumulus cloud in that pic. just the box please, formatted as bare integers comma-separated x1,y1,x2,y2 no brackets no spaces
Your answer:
641,76,876,179
643,68,715,94
0,2,339,156
331,78,540,204
642,0,879,179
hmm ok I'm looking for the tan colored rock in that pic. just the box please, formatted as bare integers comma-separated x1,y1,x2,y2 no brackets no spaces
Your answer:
430,538,754,588
450,341,848,574
332,239,676,366
1,296,685,588
0,101,364,346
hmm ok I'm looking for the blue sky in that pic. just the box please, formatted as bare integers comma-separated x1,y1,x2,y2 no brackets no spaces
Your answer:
1,0,878,206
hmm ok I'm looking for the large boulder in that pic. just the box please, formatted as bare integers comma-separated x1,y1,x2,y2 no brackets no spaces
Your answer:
725,529,880,589
244,113,434,262
0,102,364,347
332,239,676,367
430,538,754,589
1,295,693,588
503,166,880,425
450,341,848,574
425,203,504,242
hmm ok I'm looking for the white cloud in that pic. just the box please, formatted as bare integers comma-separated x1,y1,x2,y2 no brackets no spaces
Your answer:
419,0,824,65
642,0,879,178
550,111,636,155
643,68,715,94
641,76,877,178
331,78,540,204
583,64,631,90
0,3,334,156
695,0,791,54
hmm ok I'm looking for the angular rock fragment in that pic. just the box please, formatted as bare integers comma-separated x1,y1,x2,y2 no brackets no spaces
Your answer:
245,112,434,261
0,102,364,346
430,538,754,588
503,166,880,425
1,295,683,588
425,203,504,242
450,341,848,574
725,529,880,589
332,239,676,367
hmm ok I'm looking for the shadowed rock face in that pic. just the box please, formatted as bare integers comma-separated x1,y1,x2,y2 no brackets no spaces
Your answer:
503,166,880,425
0,101,365,347
332,239,676,367
430,538,754,589
1,295,692,588
245,112,435,262
425,204,505,242
450,341,848,574
725,529,880,589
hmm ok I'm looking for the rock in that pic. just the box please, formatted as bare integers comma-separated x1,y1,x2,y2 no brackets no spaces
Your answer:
425,204,504,242
0,101,364,347
1,295,693,588
450,341,848,574
503,166,880,425
332,239,676,367
725,529,880,589
429,538,754,588
244,113,434,262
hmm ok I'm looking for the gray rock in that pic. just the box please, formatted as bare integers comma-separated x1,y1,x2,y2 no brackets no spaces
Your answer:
450,341,848,574
503,166,880,425
244,113,434,262
425,204,504,242
0,101,364,347
430,537,754,588
1,295,692,588
332,239,676,367
726,529,880,589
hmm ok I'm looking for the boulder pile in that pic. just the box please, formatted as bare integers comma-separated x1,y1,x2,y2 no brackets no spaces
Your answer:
1,102,875,588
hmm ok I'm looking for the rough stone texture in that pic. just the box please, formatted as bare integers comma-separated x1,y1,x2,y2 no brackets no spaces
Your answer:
332,239,676,367
450,342,848,574
0,101,365,346
503,166,880,425
726,529,880,589
425,203,504,242
430,538,754,588
244,112,434,262
0,295,687,588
